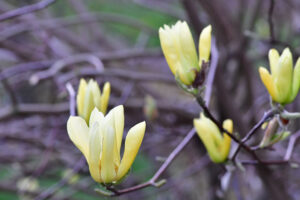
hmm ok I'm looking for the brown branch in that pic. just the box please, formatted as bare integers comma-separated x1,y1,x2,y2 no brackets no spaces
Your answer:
97,35,220,196
0,0,57,22
238,130,300,166
231,109,279,160
268,0,275,42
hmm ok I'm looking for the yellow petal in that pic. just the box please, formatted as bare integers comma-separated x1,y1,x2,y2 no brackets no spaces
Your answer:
90,80,101,110
176,65,195,85
76,79,87,117
159,26,178,75
82,80,95,123
178,21,199,71
100,82,110,114
67,116,89,159
200,113,223,144
275,48,293,103
199,25,212,66
100,117,117,183
289,57,300,102
89,107,104,128
117,121,146,180
105,107,121,168
194,118,223,163
113,105,124,156
268,48,280,76
88,122,102,183
259,67,277,101
220,119,232,160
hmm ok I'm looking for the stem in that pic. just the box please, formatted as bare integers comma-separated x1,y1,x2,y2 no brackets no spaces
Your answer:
231,109,279,161
195,95,262,162
106,128,196,196
281,111,300,120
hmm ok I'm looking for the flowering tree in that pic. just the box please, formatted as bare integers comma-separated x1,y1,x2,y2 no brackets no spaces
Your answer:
0,1,300,200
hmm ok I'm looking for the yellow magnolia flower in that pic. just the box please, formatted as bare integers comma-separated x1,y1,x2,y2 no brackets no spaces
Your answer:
159,21,212,85
194,113,233,163
67,105,146,184
77,79,110,123
259,48,300,105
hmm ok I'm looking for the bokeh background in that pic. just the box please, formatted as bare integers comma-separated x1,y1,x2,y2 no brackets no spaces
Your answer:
0,0,300,199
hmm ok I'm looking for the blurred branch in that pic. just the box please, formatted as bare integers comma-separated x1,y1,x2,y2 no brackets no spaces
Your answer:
231,108,280,161
268,0,275,42
132,0,184,19
181,0,203,35
66,83,76,116
30,54,104,85
0,12,156,42
0,0,57,22
240,129,300,166
0,48,162,81
34,157,86,200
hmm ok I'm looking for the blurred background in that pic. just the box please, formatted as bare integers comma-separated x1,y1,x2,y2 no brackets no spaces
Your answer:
0,0,300,199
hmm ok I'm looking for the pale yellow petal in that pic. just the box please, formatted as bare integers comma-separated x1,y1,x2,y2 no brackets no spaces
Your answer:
275,48,293,103
90,80,101,110
117,121,146,179
82,80,95,123
259,67,277,101
199,25,212,65
67,116,89,158
194,119,223,163
178,21,199,71
100,82,110,114
89,107,104,128
200,114,223,144
113,105,124,156
176,65,195,85
88,122,102,183
268,49,280,76
159,26,179,75
220,119,232,160
100,124,117,183
288,57,300,103
76,79,87,117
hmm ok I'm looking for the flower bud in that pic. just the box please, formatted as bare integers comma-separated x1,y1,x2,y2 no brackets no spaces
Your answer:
259,48,300,104
194,113,233,163
159,21,212,86
76,79,110,123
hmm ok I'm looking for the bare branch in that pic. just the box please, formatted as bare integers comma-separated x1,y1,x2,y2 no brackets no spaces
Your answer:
0,0,57,22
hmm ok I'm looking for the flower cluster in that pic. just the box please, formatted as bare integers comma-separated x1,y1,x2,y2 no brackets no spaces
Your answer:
67,79,146,184
66,19,300,188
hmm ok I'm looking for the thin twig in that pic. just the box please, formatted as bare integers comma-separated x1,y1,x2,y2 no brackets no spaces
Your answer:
66,83,76,116
284,130,300,160
231,109,279,160
0,0,57,22
30,54,104,85
103,128,197,196
268,0,275,42
204,37,218,103
34,157,85,200
196,96,262,162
